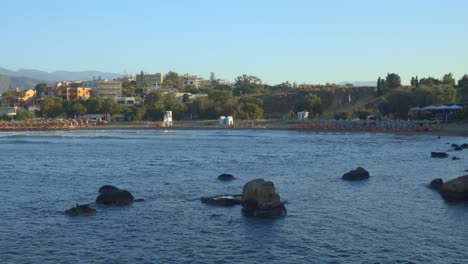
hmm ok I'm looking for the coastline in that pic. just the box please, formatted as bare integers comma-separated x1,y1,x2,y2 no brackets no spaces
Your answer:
1,120,467,137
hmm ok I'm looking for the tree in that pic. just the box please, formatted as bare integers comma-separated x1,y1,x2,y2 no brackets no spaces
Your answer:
294,93,321,115
233,74,264,95
182,93,190,103
72,102,87,116
163,71,184,89
379,89,412,118
376,77,383,96
419,77,441,87
457,74,468,102
34,83,48,96
442,73,456,87
385,73,401,90
40,96,63,118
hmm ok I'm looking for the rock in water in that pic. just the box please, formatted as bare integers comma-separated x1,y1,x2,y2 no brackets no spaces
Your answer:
201,194,241,206
241,179,287,217
98,185,120,193
439,175,468,201
431,152,448,158
429,178,444,190
218,173,235,181
65,204,96,216
342,167,370,181
96,185,134,205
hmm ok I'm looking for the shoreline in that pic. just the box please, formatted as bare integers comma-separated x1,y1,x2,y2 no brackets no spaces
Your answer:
2,121,466,137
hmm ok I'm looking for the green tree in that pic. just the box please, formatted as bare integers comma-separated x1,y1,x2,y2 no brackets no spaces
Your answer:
294,93,321,115
72,102,87,116
86,96,104,114
442,73,456,87
40,96,63,118
34,83,48,96
385,73,401,90
17,109,33,120
376,77,383,96
419,77,441,87
233,74,264,95
457,74,468,102
379,89,412,118
163,71,184,89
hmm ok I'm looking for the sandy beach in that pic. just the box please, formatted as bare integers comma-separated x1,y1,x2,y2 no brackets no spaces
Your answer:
1,119,467,137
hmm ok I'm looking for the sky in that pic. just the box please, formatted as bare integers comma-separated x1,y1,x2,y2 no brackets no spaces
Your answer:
1,0,467,85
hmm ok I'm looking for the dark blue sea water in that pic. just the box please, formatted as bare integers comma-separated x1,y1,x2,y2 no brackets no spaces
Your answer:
0,129,467,264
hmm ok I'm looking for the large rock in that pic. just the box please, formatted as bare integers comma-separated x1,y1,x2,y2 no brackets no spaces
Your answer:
439,175,468,201
218,174,235,181
65,204,96,216
429,178,443,190
96,185,134,205
342,167,370,181
201,194,241,206
431,152,448,158
241,179,287,217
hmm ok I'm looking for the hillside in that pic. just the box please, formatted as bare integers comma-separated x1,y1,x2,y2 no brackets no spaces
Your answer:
0,74,47,92
259,86,378,118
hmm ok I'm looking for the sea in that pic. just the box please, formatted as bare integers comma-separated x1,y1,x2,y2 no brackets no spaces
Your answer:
0,129,467,264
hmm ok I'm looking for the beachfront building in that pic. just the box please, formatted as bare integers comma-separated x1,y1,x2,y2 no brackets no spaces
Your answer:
116,96,143,106
97,80,123,100
137,72,164,86
183,74,203,88
57,87,91,101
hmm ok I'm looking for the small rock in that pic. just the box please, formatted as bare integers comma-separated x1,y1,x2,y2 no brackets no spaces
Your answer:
431,152,448,158
96,185,134,205
218,174,235,181
454,146,463,151
342,167,370,181
461,143,468,149
65,204,96,216
452,156,461,160
134,198,145,202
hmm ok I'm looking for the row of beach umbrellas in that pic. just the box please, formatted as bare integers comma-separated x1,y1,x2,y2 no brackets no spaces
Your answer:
410,105,463,111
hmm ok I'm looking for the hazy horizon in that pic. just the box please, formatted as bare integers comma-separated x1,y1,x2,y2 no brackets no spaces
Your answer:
1,0,467,85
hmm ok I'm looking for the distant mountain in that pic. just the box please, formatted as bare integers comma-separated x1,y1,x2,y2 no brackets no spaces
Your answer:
338,81,376,87
0,74,47,92
0,67,121,82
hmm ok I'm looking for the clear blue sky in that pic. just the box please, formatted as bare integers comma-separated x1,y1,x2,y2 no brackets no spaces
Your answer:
1,0,467,85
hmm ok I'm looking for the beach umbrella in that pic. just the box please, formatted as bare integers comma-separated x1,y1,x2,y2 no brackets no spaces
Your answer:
410,107,422,111
422,105,437,111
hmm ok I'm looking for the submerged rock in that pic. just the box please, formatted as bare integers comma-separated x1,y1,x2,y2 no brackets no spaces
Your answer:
201,194,241,206
429,178,444,190
452,156,461,160
65,204,96,216
454,146,463,151
218,173,235,181
431,152,448,158
96,185,135,205
241,179,287,217
342,167,370,181
439,175,468,201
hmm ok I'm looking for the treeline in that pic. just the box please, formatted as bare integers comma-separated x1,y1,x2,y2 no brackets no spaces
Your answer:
375,73,468,118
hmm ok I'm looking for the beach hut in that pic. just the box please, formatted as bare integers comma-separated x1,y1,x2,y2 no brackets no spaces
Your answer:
163,111,173,127
218,116,226,125
297,111,309,121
